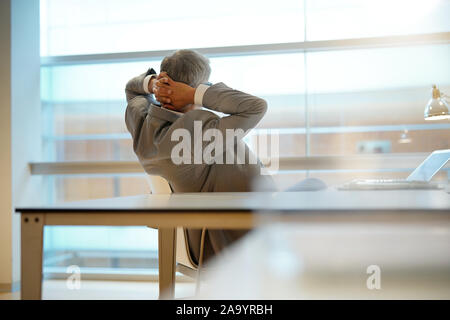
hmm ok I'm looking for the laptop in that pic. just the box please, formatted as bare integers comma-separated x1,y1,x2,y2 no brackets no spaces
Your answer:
339,149,450,190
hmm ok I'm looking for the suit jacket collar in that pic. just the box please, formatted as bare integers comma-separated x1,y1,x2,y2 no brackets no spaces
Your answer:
148,104,181,123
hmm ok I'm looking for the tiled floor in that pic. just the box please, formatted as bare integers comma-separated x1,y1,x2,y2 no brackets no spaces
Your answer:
0,280,196,300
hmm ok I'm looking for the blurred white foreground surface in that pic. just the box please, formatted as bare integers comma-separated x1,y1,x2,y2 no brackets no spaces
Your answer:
197,222,450,299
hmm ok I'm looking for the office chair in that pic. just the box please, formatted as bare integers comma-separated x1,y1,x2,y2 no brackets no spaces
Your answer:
145,175,206,293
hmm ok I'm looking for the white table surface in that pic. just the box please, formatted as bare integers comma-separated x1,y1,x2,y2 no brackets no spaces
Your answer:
16,189,450,213
197,222,450,299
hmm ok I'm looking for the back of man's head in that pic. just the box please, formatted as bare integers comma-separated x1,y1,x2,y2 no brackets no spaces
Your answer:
160,49,211,88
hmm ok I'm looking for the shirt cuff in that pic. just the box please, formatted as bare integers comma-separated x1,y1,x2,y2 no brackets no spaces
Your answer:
143,75,156,94
194,84,210,106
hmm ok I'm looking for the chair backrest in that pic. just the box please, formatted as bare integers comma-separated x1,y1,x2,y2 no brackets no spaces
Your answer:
145,175,172,194
145,175,198,270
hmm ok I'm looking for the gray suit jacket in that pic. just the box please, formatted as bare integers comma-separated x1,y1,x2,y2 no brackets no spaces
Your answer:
125,73,275,264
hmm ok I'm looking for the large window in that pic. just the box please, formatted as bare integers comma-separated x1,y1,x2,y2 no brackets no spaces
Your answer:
40,0,305,56
39,0,450,277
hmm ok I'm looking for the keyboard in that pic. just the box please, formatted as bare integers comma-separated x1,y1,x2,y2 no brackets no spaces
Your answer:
338,179,443,190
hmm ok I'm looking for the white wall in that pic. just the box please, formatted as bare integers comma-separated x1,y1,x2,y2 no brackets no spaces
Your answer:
0,0,42,291
0,0,13,290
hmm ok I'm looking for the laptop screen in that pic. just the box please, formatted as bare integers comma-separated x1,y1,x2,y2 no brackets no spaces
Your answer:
406,149,450,182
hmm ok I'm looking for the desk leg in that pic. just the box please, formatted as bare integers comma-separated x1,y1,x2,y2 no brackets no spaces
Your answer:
21,214,44,300
158,227,177,299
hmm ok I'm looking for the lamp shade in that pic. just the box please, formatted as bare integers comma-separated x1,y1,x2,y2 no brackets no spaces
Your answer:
424,85,450,120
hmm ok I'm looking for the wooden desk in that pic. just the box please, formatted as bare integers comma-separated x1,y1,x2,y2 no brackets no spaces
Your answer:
15,189,450,300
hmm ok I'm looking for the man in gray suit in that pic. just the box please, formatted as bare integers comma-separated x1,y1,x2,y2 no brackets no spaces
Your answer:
125,49,275,265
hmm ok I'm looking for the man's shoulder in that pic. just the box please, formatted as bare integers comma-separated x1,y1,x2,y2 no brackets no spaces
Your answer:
173,109,221,129
174,109,220,126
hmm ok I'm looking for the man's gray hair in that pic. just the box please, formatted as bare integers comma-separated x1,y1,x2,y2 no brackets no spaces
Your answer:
160,49,211,87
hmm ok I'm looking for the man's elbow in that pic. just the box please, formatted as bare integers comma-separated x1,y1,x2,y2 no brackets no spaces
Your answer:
124,79,133,101
125,89,133,102
256,98,268,115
